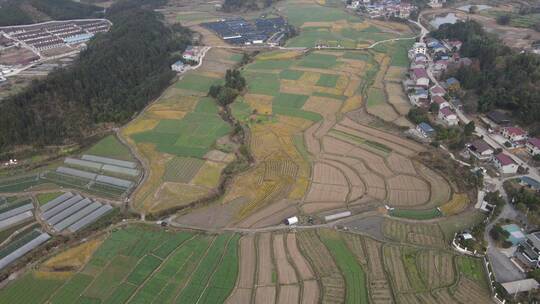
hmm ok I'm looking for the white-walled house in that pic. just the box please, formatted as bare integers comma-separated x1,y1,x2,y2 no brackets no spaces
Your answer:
438,107,458,126
502,127,528,143
468,139,494,160
431,95,450,109
429,85,446,97
411,68,429,88
526,138,540,156
493,153,518,174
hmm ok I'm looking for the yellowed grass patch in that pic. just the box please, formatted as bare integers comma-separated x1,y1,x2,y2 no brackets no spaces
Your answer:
192,161,226,188
302,96,342,117
341,95,363,113
244,94,273,115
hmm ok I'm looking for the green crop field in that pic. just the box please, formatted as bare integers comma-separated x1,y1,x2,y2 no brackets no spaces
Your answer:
320,231,368,304
456,256,489,288
401,247,426,291
297,53,338,69
317,74,340,87
85,135,134,161
243,71,281,96
390,208,442,220
280,69,304,80
175,74,222,93
343,51,370,61
0,226,240,304
163,157,205,183
387,40,415,67
273,93,309,108
36,192,63,205
247,59,294,70
284,3,359,26
132,109,231,158
231,98,252,122
367,88,385,107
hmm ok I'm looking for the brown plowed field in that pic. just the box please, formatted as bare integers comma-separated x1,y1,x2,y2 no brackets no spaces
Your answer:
367,103,400,123
417,250,455,289
303,96,342,118
367,186,387,201
416,164,452,207
287,233,315,280
334,124,416,157
361,172,386,189
322,136,355,155
363,237,387,280
277,285,300,304
305,122,322,156
322,159,365,188
386,153,417,175
226,288,252,304
383,219,447,248
312,162,348,185
274,234,298,285
370,280,394,304
321,275,346,304
387,189,430,207
451,277,491,304
386,82,410,115
255,286,277,304
301,202,347,214
349,186,366,201
238,235,256,288
304,183,348,203
252,206,298,228
383,245,412,292
433,288,458,304
315,119,336,140
237,199,296,228
322,154,370,174
340,117,425,152
301,280,320,304
258,232,274,285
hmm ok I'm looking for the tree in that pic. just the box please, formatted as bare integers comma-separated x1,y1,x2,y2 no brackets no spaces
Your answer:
496,14,511,25
469,5,478,14
464,121,475,136
429,102,440,113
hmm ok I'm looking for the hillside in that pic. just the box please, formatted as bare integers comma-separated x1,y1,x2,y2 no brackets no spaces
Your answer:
0,0,103,26
0,1,192,151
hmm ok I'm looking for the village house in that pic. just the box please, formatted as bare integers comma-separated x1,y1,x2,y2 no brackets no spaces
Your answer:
182,46,201,63
170,60,185,73
526,138,540,156
443,77,460,90
408,88,429,106
431,95,450,109
411,68,429,88
429,85,446,97
502,127,528,144
416,122,436,138
410,54,428,69
468,139,494,160
515,231,540,269
486,110,512,127
438,107,458,126
408,42,427,59
493,153,518,174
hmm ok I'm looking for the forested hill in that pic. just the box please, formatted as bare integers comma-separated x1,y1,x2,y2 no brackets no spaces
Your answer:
432,21,540,127
0,1,192,150
0,0,103,26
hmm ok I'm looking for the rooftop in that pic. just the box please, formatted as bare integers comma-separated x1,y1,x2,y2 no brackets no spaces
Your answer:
432,95,447,105
418,122,435,133
439,107,454,117
495,153,515,166
502,279,539,294
487,110,511,125
470,139,492,153
504,126,527,136
528,137,540,149
430,85,446,95
412,68,428,79
520,176,540,190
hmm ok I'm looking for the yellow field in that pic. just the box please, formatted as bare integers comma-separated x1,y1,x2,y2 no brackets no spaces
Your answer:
440,194,470,216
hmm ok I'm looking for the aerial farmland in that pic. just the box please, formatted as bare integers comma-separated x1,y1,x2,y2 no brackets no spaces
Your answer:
0,0,497,303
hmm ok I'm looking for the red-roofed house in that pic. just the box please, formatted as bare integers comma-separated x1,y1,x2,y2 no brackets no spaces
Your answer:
526,138,540,156
431,95,450,109
493,153,518,174
438,107,458,126
502,127,528,143
411,68,429,87
430,85,446,97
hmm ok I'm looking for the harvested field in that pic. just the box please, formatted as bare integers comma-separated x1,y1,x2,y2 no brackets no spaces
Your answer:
385,82,410,115
237,235,256,288
387,175,430,207
257,233,274,285
301,280,320,304
162,157,204,183
383,219,446,248
451,277,492,304
304,183,348,203
321,159,365,192
340,117,424,152
286,233,314,280
417,250,455,289
277,285,300,304
433,288,458,304
301,202,346,214
386,153,416,175
416,164,452,207
255,286,276,304
302,96,342,117
383,245,411,292
226,288,252,304
366,103,399,122
273,234,298,285
237,199,297,228
312,162,347,185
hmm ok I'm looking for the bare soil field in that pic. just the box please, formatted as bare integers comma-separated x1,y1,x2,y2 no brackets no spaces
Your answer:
277,285,300,304
304,183,348,203
258,232,275,285
301,280,320,304
383,245,412,292
287,233,315,280
274,234,298,285
383,219,447,248
417,250,455,289
385,82,410,115
255,286,277,304
311,162,348,185
238,235,256,288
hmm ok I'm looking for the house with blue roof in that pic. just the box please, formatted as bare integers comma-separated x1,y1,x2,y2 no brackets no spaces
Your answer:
520,176,540,191
416,122,436,138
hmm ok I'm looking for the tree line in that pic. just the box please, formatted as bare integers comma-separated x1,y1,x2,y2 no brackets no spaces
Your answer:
432,21,540,128
221,0,279,12
0,0,103,26
0,0,192,150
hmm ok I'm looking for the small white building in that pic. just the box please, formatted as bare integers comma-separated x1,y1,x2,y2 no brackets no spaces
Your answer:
408,42,427,59
284,216,299,225
171,60,185,73
526,138,540,156
502,127,528,143
438,107,458,126
493,153,518,174
411,68,429,88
